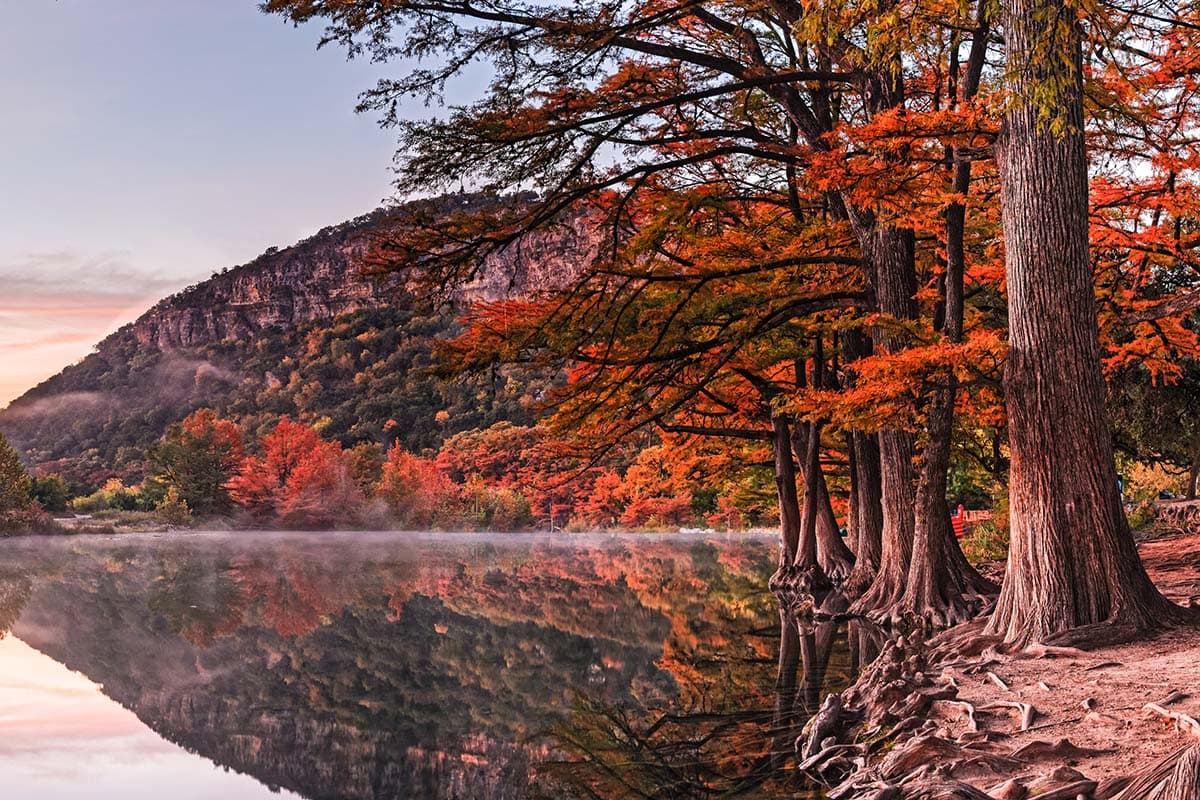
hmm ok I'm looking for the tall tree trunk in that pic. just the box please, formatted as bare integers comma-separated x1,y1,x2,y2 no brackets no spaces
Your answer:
841,328,884,597
851,226,919,615
773,416,802,567
987,0,1183,646
893,12,996,626
793,424,857,582
1188,456,1199,501
796,420,821,570
897,375,996,626
844,431,884,596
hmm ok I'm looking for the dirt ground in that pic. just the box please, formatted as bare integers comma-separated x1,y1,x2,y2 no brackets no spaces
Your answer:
934,530,1200,789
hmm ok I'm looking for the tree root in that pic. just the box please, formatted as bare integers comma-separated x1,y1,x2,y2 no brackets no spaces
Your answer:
1147,744,1200,800
800,693,843,761
1016,643,1090,660
770,563,833,615
1143,703,1200,739
980,700,1037,731
932,699,979,732
867,591,992,631
986,671,1011,692
1109,745,1194,800
821,550,856,587
800,630,1180,800
1011,737,1112,761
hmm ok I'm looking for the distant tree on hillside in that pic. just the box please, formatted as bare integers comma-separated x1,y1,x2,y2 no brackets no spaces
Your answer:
148,410,245,516
30,473,69,514
0,434,34,527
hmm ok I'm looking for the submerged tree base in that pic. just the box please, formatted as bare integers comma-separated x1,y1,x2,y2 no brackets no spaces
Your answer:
770,563,834,616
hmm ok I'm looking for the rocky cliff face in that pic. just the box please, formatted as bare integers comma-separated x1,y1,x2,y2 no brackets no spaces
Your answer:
122,199,594,352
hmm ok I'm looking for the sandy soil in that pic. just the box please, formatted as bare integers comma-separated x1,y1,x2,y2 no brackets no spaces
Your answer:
933,530,1200,789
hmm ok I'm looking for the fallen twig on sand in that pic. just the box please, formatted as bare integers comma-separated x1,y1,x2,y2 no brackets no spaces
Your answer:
981,700,1037,731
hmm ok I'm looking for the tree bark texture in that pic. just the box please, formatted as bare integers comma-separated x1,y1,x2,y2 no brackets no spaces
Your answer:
773,416,803,567
895,12,997,625
845,430,884,596
793,423,857,582
987,0,1181,645
898,375,997,626
851,225,919,615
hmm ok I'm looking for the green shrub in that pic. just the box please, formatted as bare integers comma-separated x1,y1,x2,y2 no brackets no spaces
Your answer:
960,496,1009,564
156,487,194,527
1126,501,1156,531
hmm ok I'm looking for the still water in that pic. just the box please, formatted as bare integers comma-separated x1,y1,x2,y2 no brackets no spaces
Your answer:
0,531,869,799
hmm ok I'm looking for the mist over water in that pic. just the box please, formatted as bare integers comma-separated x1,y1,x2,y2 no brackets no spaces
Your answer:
0,531,858,799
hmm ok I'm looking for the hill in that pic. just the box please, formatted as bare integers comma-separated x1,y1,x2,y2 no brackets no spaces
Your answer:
0,196,590,490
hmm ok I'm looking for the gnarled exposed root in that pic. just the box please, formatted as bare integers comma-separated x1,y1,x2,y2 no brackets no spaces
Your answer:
770,563,833,615
1148,745,1200,800
1143,703,1200,739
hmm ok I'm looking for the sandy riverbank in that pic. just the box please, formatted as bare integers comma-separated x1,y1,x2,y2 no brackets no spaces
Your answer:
808,529,1200,798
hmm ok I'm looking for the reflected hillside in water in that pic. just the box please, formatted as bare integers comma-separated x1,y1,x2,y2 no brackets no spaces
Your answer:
0,533,872,799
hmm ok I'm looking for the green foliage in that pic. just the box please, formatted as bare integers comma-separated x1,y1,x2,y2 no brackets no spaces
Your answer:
30,474,69,513
0,434,33,524
960,496,1010,564
156,487,194,527
148,410,243,516
1126,501,1156,532
70,479,148,513
1110,359,1200,482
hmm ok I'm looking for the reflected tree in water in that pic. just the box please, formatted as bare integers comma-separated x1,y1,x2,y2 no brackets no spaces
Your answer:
533,606,883,799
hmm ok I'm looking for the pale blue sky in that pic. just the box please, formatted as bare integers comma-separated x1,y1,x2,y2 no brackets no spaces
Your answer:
0,1,424,404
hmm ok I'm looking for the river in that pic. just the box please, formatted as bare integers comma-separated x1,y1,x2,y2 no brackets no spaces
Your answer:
0,531,869,799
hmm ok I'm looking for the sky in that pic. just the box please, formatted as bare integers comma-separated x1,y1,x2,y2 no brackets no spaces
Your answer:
0,1,415,406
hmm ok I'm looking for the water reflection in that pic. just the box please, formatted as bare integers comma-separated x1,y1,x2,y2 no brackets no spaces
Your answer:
0,532,871,799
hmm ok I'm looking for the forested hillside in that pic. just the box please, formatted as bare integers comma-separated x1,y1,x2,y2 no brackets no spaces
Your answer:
0,197,574,490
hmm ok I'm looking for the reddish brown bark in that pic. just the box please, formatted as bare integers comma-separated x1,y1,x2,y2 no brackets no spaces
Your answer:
896,376,996,626
987,0,1184,646
892,12,995,626
773,415,803,567
851,226,919,615
844,430,884,597
793,423,857,583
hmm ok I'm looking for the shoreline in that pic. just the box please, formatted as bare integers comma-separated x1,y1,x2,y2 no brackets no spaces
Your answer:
804,529,1200,798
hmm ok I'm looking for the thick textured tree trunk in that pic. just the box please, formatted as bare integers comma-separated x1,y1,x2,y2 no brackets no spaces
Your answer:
987,0,1182,646
793,424,856,583
851,225,919,615
816,476,856,582
1189,458,1199,501
769,417,831,610
796,420,821,570
895,376,996,626
772,416,803,567
844,431,884,596
841,328,884,597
